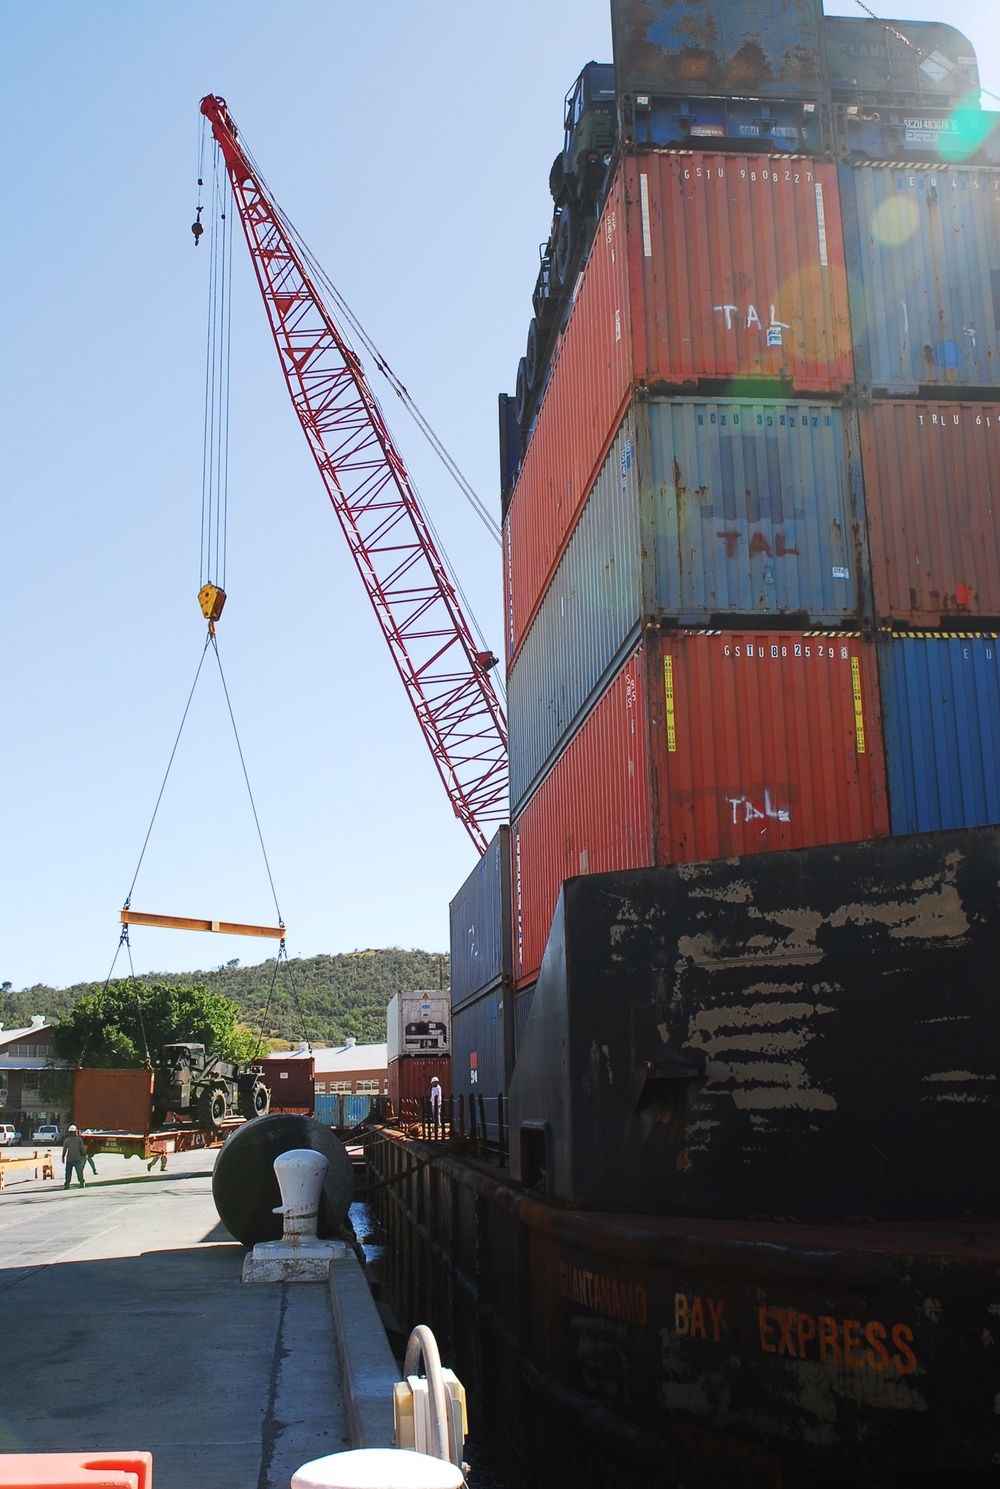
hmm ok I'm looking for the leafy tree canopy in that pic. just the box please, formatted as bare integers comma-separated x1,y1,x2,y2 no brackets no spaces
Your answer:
51,980,259,1069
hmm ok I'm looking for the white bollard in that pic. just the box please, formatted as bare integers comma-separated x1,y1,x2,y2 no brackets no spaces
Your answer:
290,1447,464,1489
241,1147,346,1283
273,1148,329,1241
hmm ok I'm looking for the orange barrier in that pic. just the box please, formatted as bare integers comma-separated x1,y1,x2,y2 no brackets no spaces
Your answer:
0,1152,54,1191
0,1454,152,1488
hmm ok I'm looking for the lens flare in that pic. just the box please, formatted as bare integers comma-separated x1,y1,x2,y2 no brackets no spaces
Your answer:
871,195,920,248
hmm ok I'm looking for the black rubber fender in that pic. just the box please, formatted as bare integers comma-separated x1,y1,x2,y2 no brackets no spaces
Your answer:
212,1113,353,1246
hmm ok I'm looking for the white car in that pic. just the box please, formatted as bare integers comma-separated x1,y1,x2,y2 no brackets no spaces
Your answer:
31,1125,61,1145
0,1124,18,1147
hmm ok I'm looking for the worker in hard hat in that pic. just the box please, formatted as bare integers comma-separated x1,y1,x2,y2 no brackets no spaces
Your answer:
61,1125,88,1189
429,1076,443,1137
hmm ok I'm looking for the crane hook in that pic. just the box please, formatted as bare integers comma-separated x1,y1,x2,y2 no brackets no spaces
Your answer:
192,202,204,245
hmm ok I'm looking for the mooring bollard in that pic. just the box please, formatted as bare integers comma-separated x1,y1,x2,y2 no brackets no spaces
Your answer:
290,1447,464,1489
242,1147,346,1283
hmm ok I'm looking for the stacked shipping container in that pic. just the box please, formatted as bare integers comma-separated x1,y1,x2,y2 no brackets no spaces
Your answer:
505,145,889,985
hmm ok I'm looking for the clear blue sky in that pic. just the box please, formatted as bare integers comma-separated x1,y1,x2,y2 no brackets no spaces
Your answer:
2,0,998,993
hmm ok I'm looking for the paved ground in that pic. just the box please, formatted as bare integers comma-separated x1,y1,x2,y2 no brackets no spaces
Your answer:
0,1149,350,1488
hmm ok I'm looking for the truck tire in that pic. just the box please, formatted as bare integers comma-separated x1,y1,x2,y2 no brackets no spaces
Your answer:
239,1081,270,1121
525,318,540,389
554,201,576,287
197,1085,228,1130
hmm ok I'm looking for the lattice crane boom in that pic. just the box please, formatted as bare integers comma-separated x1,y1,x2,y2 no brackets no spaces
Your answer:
199,94,508,855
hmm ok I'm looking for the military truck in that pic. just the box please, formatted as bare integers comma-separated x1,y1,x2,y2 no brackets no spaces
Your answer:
151,1043,270,1129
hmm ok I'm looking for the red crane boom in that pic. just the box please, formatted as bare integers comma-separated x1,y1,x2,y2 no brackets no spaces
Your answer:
199,94,507,855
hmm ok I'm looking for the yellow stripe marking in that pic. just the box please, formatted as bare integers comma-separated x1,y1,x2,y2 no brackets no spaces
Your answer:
851,656,866,755
664,655,677,753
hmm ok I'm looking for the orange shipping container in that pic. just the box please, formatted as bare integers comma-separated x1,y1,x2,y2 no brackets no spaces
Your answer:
512,632,888,985
860,401,1000,626
514,649,653,986
625,153,853,393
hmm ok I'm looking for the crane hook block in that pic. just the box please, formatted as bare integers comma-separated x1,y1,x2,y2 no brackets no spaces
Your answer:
192,219,204,244
199,583,227,623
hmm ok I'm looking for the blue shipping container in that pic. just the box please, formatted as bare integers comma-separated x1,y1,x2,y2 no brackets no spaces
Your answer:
314,1092,375,1128
449,828,513,1007
452,981,507,1140
878,633,1000,834
841,162,1000,392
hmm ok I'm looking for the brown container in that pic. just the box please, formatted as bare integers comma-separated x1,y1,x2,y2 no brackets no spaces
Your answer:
625,153,853,394
259,1055,315,1113
514,648,653,986
72,1068,154,1133
860,402,1000,626
388,1055,451,1120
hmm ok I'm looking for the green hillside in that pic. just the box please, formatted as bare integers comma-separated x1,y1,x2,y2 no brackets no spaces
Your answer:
2,948,449,1049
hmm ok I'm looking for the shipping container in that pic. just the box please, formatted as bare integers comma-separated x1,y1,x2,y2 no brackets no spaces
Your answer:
624,154,853,393
452,981,507,1141
653,630,889,861
449,828,513,1007
314,1092,376,1128
388,1055,451,1120
836,107,1000,166
386,991,450,1063
513,988,534,1055
258,1055,314,1113
507,174,632,642
860,402,1000,626
611,0,827,102
826,17,980,103
73,1068,154,1134
512,630,888,984
840,161,1000,392
878,632,1000,834
514,649,653,984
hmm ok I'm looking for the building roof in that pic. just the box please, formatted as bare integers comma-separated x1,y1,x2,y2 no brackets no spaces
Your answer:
0,1016,50,1051
0,1017,70,1070
278,1039,388,1075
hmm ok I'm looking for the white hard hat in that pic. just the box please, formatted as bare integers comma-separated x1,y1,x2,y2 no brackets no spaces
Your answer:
68,1124,78,1133
430,1077,440,1084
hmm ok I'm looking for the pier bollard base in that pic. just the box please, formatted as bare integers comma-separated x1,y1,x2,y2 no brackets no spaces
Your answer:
242,1237,346,1283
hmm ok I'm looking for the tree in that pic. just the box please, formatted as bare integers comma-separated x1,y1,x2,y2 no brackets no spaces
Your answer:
51,980,261,1068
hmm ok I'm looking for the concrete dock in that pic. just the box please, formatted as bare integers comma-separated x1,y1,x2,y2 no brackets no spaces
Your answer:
0,1148,399,1488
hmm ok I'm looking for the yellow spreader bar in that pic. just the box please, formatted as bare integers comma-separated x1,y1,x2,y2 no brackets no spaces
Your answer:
121,909,285,939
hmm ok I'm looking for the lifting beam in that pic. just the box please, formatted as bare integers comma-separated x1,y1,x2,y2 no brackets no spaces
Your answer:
120,908,285,939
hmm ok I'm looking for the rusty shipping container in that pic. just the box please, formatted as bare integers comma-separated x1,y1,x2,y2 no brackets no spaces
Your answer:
513,631,888,985
388,1055,451,1120
625,153,853,393
878,632,1000,834
72,1068,154,1134
611,0,827,102
841,160,1000,392
515,649,652,985
861,401,1000,625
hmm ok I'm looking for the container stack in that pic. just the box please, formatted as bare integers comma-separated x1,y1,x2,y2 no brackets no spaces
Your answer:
385,990,451,1118
448,828,513,1140
840,165,1000,837
498,5,1000,993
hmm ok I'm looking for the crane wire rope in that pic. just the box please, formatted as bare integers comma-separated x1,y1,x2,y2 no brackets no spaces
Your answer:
224,136,505,691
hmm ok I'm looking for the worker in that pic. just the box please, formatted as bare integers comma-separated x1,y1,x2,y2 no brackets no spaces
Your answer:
61,1125,88,1189
429,1075,443,1138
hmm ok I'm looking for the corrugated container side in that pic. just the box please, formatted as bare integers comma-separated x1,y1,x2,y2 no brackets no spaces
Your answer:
450,828,512,1007
508,416,642,812
259,1057,314,1112
626,154,853,391
860,402,1000,625
642,397,866,623
651,631,889,861
72,1068,154,1134
314,1093,376,1127
507,172,633,655
388,1055,452,1118
514,648,653,986
452,982,507,1138
514,988,535,1055
878,633,1000,833
841,162,1000,392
